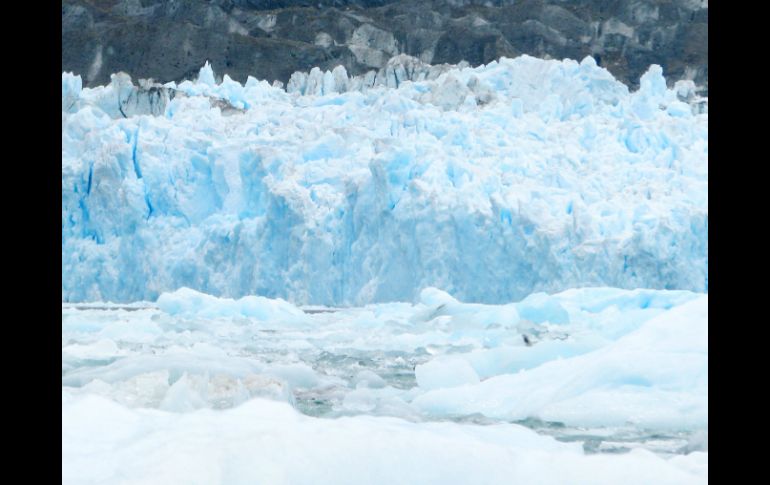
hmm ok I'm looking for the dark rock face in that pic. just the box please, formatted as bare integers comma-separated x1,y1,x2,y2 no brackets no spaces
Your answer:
62,0,707,91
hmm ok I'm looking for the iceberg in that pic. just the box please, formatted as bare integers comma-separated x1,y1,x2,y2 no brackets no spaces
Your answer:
412,295,708,429
156,287,308,321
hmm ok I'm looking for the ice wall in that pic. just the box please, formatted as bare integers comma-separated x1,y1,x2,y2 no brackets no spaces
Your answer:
62,55,707,304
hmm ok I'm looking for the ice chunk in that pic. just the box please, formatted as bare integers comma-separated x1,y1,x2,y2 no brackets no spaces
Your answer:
416,358,480,390
62,338,122,359
156,287,307,321
266,363,319,389
159,373,209,412
62,72,82,112
516,292,570,324
287,71,308,94
413,296,708,428
197,61,217,87
354,370,387,389
419,287,458,307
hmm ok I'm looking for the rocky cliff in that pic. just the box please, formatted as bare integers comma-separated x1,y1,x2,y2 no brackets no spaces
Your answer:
62,0,707,92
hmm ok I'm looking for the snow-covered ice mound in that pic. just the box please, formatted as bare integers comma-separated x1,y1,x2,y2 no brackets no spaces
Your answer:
412,293,707,429
62,55,707,305
62,394,707,485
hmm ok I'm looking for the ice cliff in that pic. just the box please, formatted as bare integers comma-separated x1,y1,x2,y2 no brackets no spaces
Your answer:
62,54,707,304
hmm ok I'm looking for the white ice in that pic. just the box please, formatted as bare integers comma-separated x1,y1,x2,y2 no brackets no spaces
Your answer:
63,394,707,485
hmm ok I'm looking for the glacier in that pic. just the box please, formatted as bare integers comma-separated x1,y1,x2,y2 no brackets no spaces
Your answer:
62,286,707,483
62,54,708,305
62,52,708,484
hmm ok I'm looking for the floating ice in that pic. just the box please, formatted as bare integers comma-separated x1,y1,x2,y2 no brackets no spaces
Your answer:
63,287,705,425
62,286,707,482
62,54,707,305
156,287,307,321
412,295,708,429
416,357,481,390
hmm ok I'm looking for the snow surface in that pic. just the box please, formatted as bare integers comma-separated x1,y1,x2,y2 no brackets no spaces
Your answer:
62,55,707,305
62,287,707,483
63,395,707,485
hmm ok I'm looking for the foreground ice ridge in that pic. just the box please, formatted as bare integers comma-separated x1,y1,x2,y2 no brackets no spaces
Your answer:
63,396,706,484
63,397,706,485
62,54,708,304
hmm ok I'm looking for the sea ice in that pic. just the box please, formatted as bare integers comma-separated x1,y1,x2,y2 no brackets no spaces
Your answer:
62,287,706,427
